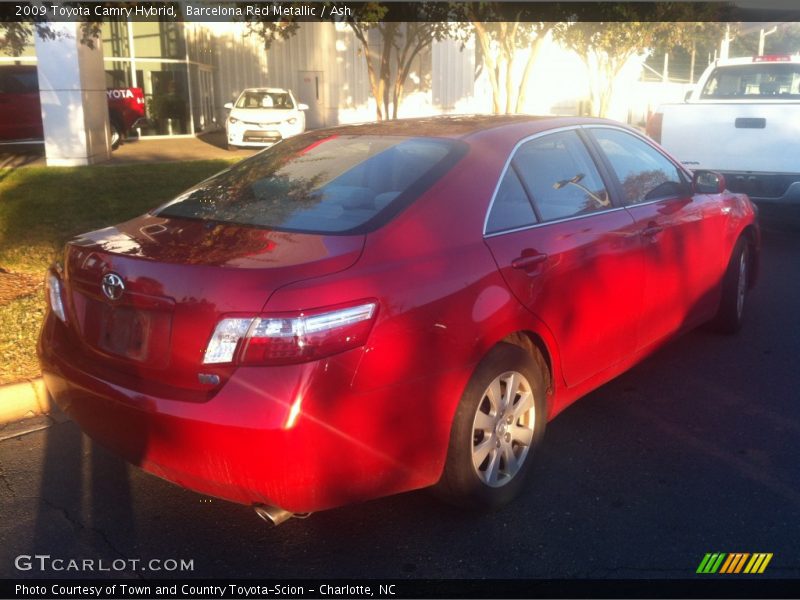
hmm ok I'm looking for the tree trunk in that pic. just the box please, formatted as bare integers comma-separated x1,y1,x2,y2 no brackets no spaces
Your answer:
472,21,502,114
504,56,515,114
379,23,397,121
350,23,384,121
515,33,547,114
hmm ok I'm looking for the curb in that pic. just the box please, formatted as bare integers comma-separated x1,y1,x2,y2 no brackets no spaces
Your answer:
0,378,51,425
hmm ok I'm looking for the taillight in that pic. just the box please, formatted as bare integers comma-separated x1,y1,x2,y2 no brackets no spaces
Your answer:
203,301,377,366
45,270,67,323
646,111,663,144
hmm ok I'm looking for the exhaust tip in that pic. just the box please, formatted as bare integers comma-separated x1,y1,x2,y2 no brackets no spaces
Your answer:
253,504,295,526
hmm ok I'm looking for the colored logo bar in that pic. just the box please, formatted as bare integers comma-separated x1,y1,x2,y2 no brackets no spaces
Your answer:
697,553,773,574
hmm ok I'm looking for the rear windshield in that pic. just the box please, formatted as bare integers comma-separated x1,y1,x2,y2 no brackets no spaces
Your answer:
236,91,294,109
700,63,800,99
156,134,462,234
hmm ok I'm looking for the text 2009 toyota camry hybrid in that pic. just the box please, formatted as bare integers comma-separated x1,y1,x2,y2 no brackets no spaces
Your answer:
39,116,759,523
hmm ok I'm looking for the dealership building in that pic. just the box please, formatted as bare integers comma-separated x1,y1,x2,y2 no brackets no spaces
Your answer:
2,19,651,166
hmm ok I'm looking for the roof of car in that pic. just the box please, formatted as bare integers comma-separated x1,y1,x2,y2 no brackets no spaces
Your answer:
240,87,291,94
312,114,617,140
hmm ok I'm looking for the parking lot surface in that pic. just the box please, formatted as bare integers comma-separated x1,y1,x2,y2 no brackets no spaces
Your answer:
1,225,799,580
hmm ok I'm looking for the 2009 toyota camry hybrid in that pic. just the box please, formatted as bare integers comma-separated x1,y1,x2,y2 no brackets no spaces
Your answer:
39,116,759,523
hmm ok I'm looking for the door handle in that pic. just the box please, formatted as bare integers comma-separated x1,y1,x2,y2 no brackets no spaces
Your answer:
511,252,548,271
640,224,663,238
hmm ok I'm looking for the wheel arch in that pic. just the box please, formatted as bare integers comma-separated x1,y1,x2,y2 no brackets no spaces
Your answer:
497,330,555,415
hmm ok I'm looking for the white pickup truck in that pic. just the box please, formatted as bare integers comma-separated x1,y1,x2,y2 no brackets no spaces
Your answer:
647,55,800,212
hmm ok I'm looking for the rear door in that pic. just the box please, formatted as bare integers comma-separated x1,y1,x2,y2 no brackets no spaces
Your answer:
585,126,726,348
483,128,644,388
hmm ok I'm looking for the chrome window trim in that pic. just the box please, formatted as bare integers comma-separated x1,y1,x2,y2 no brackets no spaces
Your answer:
482,125,618,238
484,206,629,239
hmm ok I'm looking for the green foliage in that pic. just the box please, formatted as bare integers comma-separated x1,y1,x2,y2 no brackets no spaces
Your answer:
0,160,233,274
0,160,235,383
0,293,45,385
1,22,99,56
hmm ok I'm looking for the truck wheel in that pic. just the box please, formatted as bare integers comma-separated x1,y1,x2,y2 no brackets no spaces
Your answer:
435,343,547,509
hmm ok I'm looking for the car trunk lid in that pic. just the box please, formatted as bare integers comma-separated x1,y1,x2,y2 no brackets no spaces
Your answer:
62,214,364,393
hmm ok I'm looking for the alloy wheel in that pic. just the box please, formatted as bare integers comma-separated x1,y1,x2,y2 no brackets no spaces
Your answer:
471,370,536,487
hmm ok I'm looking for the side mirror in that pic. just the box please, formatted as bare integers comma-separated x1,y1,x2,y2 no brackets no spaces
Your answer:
298,103,309,111
693,170,726,194
223,102,233,110
684,90,693,102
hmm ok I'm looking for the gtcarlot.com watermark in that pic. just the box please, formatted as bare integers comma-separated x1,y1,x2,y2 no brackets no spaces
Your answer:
14,554,194,573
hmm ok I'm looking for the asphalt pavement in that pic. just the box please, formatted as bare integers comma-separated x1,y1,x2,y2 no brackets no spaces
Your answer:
1,224,799,581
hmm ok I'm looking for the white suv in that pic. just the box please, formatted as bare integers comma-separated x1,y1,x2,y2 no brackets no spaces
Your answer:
224,87,308,149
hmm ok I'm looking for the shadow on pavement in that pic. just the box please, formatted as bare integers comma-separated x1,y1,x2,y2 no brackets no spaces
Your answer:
31,404,139,578
0,143,45,180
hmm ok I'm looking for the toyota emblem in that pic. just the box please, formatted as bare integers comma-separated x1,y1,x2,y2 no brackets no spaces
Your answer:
101,272,125,301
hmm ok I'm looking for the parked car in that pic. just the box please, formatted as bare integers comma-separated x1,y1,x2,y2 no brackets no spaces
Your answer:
224,87,307,150
0,65,146,149
647,54,800,210
39,116,759,523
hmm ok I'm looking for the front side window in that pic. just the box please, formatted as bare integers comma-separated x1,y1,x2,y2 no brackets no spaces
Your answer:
513,130,610,222
590,128,687,205
701,63,800,99
236,91,294,110
156,134,460,234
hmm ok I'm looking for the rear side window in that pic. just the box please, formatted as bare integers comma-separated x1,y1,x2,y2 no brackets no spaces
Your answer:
513,130,610,222
590,128,687,205
485,169,537,234
156,134,461,234
701,63,800,99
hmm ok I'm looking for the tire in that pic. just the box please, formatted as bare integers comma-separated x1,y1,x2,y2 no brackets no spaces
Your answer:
709,237,749,334
435,342,547,509
110,121,122,150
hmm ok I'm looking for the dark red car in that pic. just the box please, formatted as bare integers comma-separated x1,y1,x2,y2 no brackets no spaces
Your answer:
0,65,146,148
39,116,759,523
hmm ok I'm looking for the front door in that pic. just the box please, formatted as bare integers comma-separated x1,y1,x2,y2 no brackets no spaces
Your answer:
585,126,726,348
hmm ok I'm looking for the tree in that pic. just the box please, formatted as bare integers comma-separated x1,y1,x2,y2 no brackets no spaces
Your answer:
554,3,735,116
646,23,730,83
1,22,100,56
246,20,301,51
554,21,654,117
344,3,452,120
451,3,555,115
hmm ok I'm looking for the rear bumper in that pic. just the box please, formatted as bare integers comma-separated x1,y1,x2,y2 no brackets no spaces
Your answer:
38,317,448,512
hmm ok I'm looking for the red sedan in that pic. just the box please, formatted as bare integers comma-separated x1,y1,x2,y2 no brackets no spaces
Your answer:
38,116,759,523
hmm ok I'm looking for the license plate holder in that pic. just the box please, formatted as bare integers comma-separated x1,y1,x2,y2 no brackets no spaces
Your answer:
97,305,151,361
